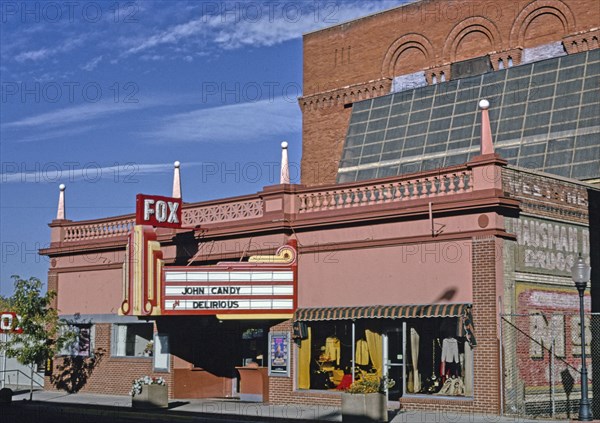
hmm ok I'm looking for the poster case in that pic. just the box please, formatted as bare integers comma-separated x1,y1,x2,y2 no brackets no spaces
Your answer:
268,332,290,377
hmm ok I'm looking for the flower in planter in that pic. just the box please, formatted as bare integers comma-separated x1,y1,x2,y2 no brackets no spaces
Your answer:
345,372,394,394
130,376,166,397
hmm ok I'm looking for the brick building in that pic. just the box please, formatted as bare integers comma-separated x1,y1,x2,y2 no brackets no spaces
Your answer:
40,0,599,419
41,121,598,418
300,0,599,186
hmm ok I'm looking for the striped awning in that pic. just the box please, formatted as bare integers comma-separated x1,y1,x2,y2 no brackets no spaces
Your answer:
293,303,469,322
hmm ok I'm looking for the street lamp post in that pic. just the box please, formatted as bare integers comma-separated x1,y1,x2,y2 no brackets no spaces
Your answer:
571,255,593,421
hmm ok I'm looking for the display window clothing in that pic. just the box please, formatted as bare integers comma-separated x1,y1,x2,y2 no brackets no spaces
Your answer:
324,337,341,365
441,338,459,363
296,321,383,391
406,318,473,397
355,339,369,366
294,313,473,397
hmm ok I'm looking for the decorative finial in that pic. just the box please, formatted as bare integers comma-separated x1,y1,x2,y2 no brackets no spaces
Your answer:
479,99,494,155
280,141,290,184
172,161,182,199
57,184,66,220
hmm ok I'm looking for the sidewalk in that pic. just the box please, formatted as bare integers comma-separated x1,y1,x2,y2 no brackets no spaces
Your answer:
6,389,568,423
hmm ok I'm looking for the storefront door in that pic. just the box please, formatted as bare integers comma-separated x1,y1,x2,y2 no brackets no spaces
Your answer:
383,326,404,401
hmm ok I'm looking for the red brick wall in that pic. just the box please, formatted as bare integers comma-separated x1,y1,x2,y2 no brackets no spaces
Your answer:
470,237,501,413
300,0,600,185
44,323,175,399
47,272,58,309
301,104,353,187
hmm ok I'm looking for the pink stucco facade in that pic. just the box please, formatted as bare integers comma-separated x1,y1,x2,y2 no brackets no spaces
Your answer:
57,268,123,315
298,241,473,308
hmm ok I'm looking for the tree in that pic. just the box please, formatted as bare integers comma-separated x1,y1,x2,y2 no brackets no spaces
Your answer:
0,275,74,400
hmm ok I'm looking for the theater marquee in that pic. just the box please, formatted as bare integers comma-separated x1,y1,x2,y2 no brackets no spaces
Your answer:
119,225,297,317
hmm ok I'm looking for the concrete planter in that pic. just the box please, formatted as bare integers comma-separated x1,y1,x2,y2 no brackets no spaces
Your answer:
132,384,168,409
341,392,387,422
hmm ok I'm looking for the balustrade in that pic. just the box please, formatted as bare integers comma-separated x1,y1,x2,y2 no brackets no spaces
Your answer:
298,170,472,213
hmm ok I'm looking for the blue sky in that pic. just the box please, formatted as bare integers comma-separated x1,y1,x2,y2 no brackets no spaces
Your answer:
0,0,405,296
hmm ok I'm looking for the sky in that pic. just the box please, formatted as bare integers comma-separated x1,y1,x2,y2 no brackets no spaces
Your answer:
0,0,407,296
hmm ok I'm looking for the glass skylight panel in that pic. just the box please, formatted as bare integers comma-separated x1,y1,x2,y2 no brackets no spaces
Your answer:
338,51,600,182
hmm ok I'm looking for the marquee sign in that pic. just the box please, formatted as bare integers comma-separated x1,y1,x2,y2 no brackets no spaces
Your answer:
163,245,297,315
0,312,23,334
119,225,298,317
135,194,182,229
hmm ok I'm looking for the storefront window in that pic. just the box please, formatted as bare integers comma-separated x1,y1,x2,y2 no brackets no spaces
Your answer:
112,323,153,357
295,315,474,398
405,317,473,397
297,321,384,391
298,321,350,390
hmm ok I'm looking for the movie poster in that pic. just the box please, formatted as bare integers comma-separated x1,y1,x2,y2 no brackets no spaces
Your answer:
268,332,290,376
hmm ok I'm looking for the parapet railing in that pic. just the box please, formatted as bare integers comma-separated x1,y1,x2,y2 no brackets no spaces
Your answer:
63,217,135,242
55,160,496,243
297,168,472,213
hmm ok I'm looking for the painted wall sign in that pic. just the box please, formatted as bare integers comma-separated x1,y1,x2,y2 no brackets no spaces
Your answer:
504,171,588,207
135,194,182,229
514,283,592,387
268,332,290,377
507,216,590,277
0,312,23,334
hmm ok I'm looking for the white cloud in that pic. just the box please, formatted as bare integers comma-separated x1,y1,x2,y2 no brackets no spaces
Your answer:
141,54,166,61
15,48,51,62
81,55,103,71
14,35,86,63
148,98,301,143
123,16,209,56
121,1,405,56
0,162,203,184
2,100,155,129
6,126,96,143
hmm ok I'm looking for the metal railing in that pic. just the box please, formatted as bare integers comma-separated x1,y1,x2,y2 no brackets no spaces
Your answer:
0,369,44,390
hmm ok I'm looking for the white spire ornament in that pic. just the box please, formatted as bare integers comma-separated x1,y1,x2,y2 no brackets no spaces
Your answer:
478,99,495,155
56,184,66,220
280,142,290,184
172,161,182,199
